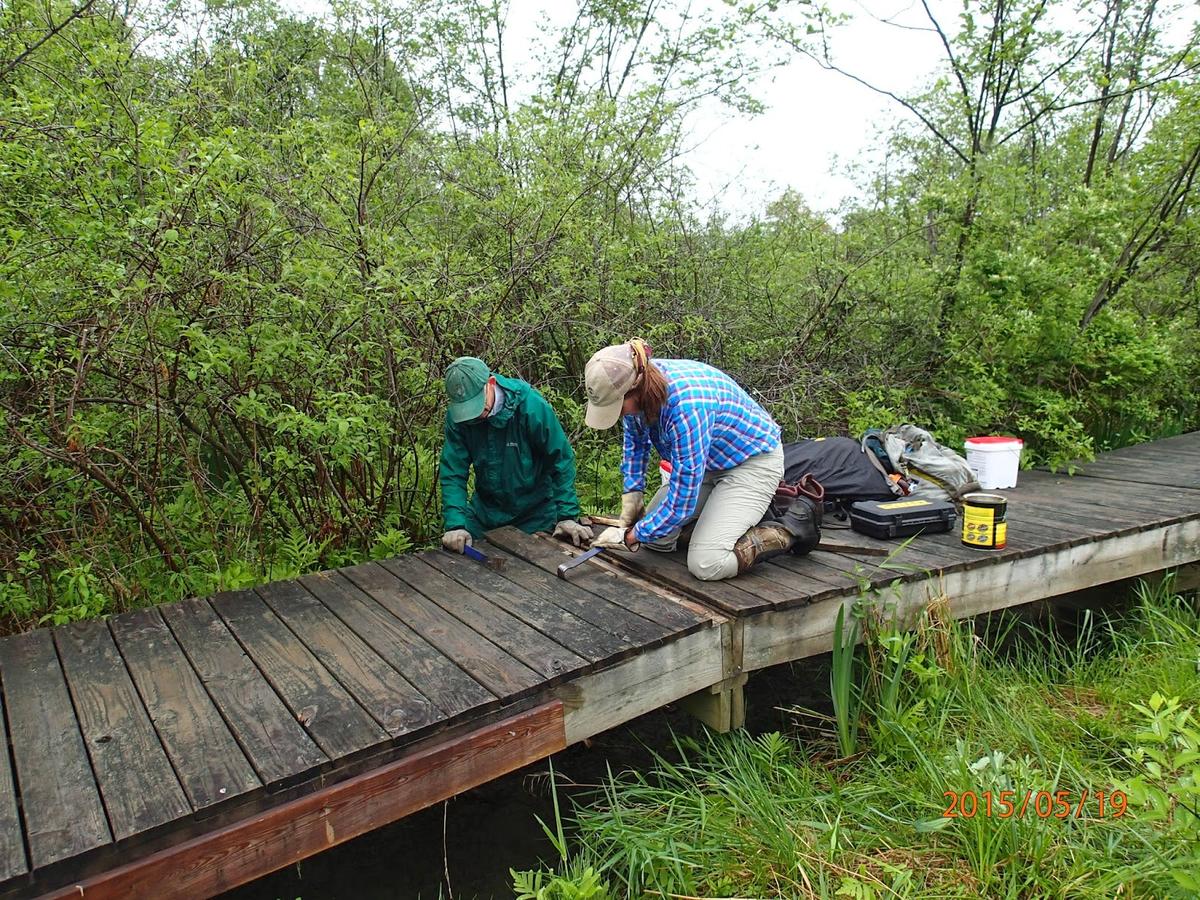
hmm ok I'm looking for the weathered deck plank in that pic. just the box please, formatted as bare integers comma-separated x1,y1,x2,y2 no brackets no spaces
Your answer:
486,527,708,632
39,703,567,900
423,549,633,662
297,570,497,719
382,556,590,683
340,561,543,699
0,629,111,868
256,580,436,739
162,599,328,786
110,609,262,813
0,691,25,882
55,619,193,841
481,544,678,646
209,590,388,759
598,542,773,615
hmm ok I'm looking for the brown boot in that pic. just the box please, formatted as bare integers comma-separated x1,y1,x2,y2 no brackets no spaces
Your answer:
732,523,795,573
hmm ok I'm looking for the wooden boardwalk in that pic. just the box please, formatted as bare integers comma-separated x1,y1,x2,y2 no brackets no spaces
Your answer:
1,432,1198,898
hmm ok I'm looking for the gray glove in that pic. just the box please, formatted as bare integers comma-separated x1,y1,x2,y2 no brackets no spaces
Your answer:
441,529,472,553
618,490,645,527
592,525,637,551
553,519,592,547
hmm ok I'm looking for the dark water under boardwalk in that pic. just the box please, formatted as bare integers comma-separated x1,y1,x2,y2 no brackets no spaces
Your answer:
220,587,1133,900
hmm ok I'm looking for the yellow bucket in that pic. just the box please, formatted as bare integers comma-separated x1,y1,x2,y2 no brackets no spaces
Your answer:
961,492,1008,550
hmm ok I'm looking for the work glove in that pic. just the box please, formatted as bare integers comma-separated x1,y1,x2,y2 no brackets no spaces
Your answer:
592,525,638,551
618,490,645,527
441,529,472,553
553,519,592,547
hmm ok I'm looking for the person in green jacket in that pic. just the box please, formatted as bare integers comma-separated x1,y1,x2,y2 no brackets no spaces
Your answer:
439,357,591,551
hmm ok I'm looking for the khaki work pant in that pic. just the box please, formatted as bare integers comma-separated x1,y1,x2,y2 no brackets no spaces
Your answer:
643,444,784,581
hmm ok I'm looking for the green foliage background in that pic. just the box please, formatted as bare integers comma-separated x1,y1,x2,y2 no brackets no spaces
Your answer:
1,0,1197,628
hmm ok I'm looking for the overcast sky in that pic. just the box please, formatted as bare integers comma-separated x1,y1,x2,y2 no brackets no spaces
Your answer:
501,0,952,218
502,0,1199,218
278,0,1199,219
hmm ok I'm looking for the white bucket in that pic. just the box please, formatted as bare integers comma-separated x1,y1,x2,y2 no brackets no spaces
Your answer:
964,436,1023,490
660,459,672,488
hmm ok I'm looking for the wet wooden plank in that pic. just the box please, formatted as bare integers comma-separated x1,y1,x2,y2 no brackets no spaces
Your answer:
382,556,589,683
256,580,436,739
476,545,679,647
298,570,497,719
599,544,772,615
423,550,632,662
764,555,862,595
162,598,328,786
1066,434,1200,489
0,691,27,881
54,620,192,842
485,528,707,632
777,548,907,592
340,562,543,700
42,702,567,900
209,590,388,760
732,551,849,607
0,629,110,868
110,609,261,813
1014,471,1200,523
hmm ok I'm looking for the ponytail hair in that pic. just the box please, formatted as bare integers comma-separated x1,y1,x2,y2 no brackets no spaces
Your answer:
629,338,668,422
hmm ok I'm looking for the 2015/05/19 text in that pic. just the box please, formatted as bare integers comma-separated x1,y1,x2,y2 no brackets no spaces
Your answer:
942,789,1128,819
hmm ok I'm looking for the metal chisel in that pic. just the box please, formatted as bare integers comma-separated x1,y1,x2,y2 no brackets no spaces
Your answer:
462,544,506,571
556,545,604,579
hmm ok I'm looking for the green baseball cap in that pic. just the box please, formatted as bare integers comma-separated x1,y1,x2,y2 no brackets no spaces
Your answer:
445,356,491,423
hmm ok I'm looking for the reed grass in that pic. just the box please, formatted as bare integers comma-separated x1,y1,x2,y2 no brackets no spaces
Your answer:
517,576,1200,898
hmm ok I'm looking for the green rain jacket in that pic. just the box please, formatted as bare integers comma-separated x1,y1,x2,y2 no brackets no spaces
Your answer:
439,374,581,538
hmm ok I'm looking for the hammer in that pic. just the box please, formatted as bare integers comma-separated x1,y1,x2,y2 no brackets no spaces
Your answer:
556,545,603,579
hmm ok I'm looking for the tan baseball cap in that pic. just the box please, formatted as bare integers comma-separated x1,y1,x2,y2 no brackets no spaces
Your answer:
584,343,639,429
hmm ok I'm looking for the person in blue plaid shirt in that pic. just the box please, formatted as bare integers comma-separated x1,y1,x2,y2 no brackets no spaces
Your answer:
583,340,808,580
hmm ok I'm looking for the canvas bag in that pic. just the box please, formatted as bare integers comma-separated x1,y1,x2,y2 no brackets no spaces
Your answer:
862,424,981,503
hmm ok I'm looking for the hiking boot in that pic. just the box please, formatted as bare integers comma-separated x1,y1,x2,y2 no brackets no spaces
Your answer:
733,523,795,573
777,495,822,556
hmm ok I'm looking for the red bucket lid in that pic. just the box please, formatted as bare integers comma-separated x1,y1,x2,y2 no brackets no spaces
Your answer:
965,436,1024,446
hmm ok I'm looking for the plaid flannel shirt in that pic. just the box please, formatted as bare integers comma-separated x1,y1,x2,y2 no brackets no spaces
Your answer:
622,359,781,543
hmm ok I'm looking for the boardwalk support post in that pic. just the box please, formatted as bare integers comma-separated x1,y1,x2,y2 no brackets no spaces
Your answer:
678,673,748,732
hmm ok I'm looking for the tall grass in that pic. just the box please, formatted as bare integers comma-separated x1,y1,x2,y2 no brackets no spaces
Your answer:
519,576,1200,898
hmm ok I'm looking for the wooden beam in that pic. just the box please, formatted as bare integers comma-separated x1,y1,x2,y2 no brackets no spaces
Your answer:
677,674,749,732
743,518,1200,672
555,623,728,745
40,702,565,900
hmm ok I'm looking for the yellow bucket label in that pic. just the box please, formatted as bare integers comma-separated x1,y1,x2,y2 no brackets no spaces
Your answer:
962,505,1006,547
878,500,932,510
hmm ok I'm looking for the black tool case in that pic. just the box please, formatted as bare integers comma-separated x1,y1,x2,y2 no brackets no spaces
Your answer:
848,498,956,539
